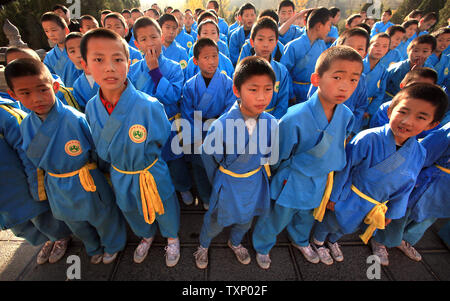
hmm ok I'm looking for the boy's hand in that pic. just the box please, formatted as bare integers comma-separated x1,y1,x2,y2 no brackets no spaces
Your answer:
146,47,159,70
326,201,335,211
385,218,392,227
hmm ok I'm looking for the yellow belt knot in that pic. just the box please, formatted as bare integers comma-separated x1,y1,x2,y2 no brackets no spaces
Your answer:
313,171,334,222
112,158,164,225
351,185,389,244
47,162,97,192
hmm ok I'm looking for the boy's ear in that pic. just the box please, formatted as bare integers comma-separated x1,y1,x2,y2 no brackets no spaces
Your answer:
65,27,70,35
232,85,241,98
310,72,320,87
7,89,17,100
399,82,405,89
193,57,198,66
387,104,393,119
425,120,439,132
249,38,254,48
52,80,60,93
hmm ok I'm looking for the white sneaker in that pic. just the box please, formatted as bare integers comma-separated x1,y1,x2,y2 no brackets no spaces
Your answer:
103,252,118,264
327,241,344,262
134,237,153,264
292,243,320,264
370,239,389,266
397,240,422,261
312,243,333,265
227,240,251,265
256,253,271,269
194,246,208,269
180,191,194,205
165,238,180,267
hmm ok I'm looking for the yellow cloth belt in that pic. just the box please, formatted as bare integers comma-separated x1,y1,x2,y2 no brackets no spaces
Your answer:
435,164,450,174
313,171,334,222
112,158,163,225
293,81,310,85
37,168,47,201
47,162,97,192
351,185,389,244
265,106,276,113
385,91,394,98
219,164,271,179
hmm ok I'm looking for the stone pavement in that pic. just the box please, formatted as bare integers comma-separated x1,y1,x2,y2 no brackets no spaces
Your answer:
1,201,449,282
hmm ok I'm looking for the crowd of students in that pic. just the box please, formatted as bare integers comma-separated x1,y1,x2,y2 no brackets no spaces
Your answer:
0,1,449,272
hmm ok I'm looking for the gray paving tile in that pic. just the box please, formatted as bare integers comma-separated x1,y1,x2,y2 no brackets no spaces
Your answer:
414,227,447,250
0,241,40,281
422,252,450,281
384,248,436,281
294,245,390,281
113,245,205,281
208,246,298,281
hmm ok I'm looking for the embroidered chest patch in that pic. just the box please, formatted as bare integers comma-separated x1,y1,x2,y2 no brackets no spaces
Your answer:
129,124,147,143
65,140,82,156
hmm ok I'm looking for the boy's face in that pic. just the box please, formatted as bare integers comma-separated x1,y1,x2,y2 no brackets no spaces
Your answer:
390,31,404,49
408,43,433,67
279,6,294,24
185,13,194,27
388,97,438,145
343,35,367,58
9,74,58,117
368,37,390,60
80,19,99,34
381,12,392,23
233,74,274,118
436,33,450,53
332,11,341,25
66,38,83,69
251,28,277,61
317,20,332,40
42,21,66,45
161,20,178,44
405,24,418,39
206,3,218,12
348,16,362,28
135,25,163,57
241,9,256,30
82,38,129,93
104,18,127,38
194,45,219,78
172,12,184,29
365,18,375,28
198,23,219,42
312,59,362,106
419,18,436,31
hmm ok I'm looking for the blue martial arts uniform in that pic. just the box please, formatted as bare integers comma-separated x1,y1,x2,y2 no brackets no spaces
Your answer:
264,59,292,120
162,41,189,72
363,57,388,125
189,39,230,59
237,39,285,64
129,45,143,65
60,61,83,88
218,18,229,37
370,21,394,37
20,98,127,256
253,92,354,254
72,73,99,112
175,30,195,56
426,53,450,90
184,51,234,82
379,48,403,69
43,45,69,79
85,79,180,239
280,33,326,104
228,26,251,66
326,25,339,48
278,24,304,46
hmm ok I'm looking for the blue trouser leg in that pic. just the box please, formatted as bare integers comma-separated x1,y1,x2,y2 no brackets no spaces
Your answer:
122,209,156,239
287,208,315,247
64,221,103,256
167,156,192,193
252,203,297,255
10,221,50,246
229,219,253,247
191,154,212,204
438,221,450,245
30,210,72,241
374,215,409,248
313,210,346,243
402,217,437,246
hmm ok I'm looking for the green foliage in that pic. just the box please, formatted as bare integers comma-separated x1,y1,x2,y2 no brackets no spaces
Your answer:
391,0,417,24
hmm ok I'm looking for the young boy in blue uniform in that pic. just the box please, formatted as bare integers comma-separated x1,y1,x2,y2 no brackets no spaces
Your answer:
82,28,182,267
281,7,331,104
128,16,194,207
158,14,189,71
397,20,419,60
370,9,394,38
277,1,304,46
181,38,236,210
172,9,195,55
0,97,72,265
189,19,230,59
103,12,143,65
250,16,292,119
206,0,229,36
325,7,340,48
252,46,360,269
382,121,449,263
427,27,450,90
193,57,278,269
5,58,127,265
228,3,257,66
41,12,69,79
312,83,446,266
380,25,405,68
62,32,84,88
384,35,436,102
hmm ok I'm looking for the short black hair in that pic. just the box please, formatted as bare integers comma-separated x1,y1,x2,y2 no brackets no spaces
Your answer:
329,7,340,18
384,9,392,16
337,28,370,53
65,32,83,49
315,45,363,77
278,0,295,12
370,33,391,49
346,14,362,27
239,3,256,17
121,9,131,15
198,11,218,24
133,16,162,39
104,12,128,29
52,4,68,14
158,13,178,28
131,8,143,15
402,67,438,86
233,56,276,91
422,12,437,23
5,58,53,91
5,47,41,63
431,27,450,39
80,15,99,28
407,34,437,53
148,8,160,19
355,23,371,35
258,9,279,24
80,28,129,62
405,10,422,21
251,16,278,41
197,20,219,37
390,82,448,122
193,38,219,59
387,25,406,36
41,12,67,29
307,7,331,31
207,0,219,10
101,10,112,16
402,19,419,30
